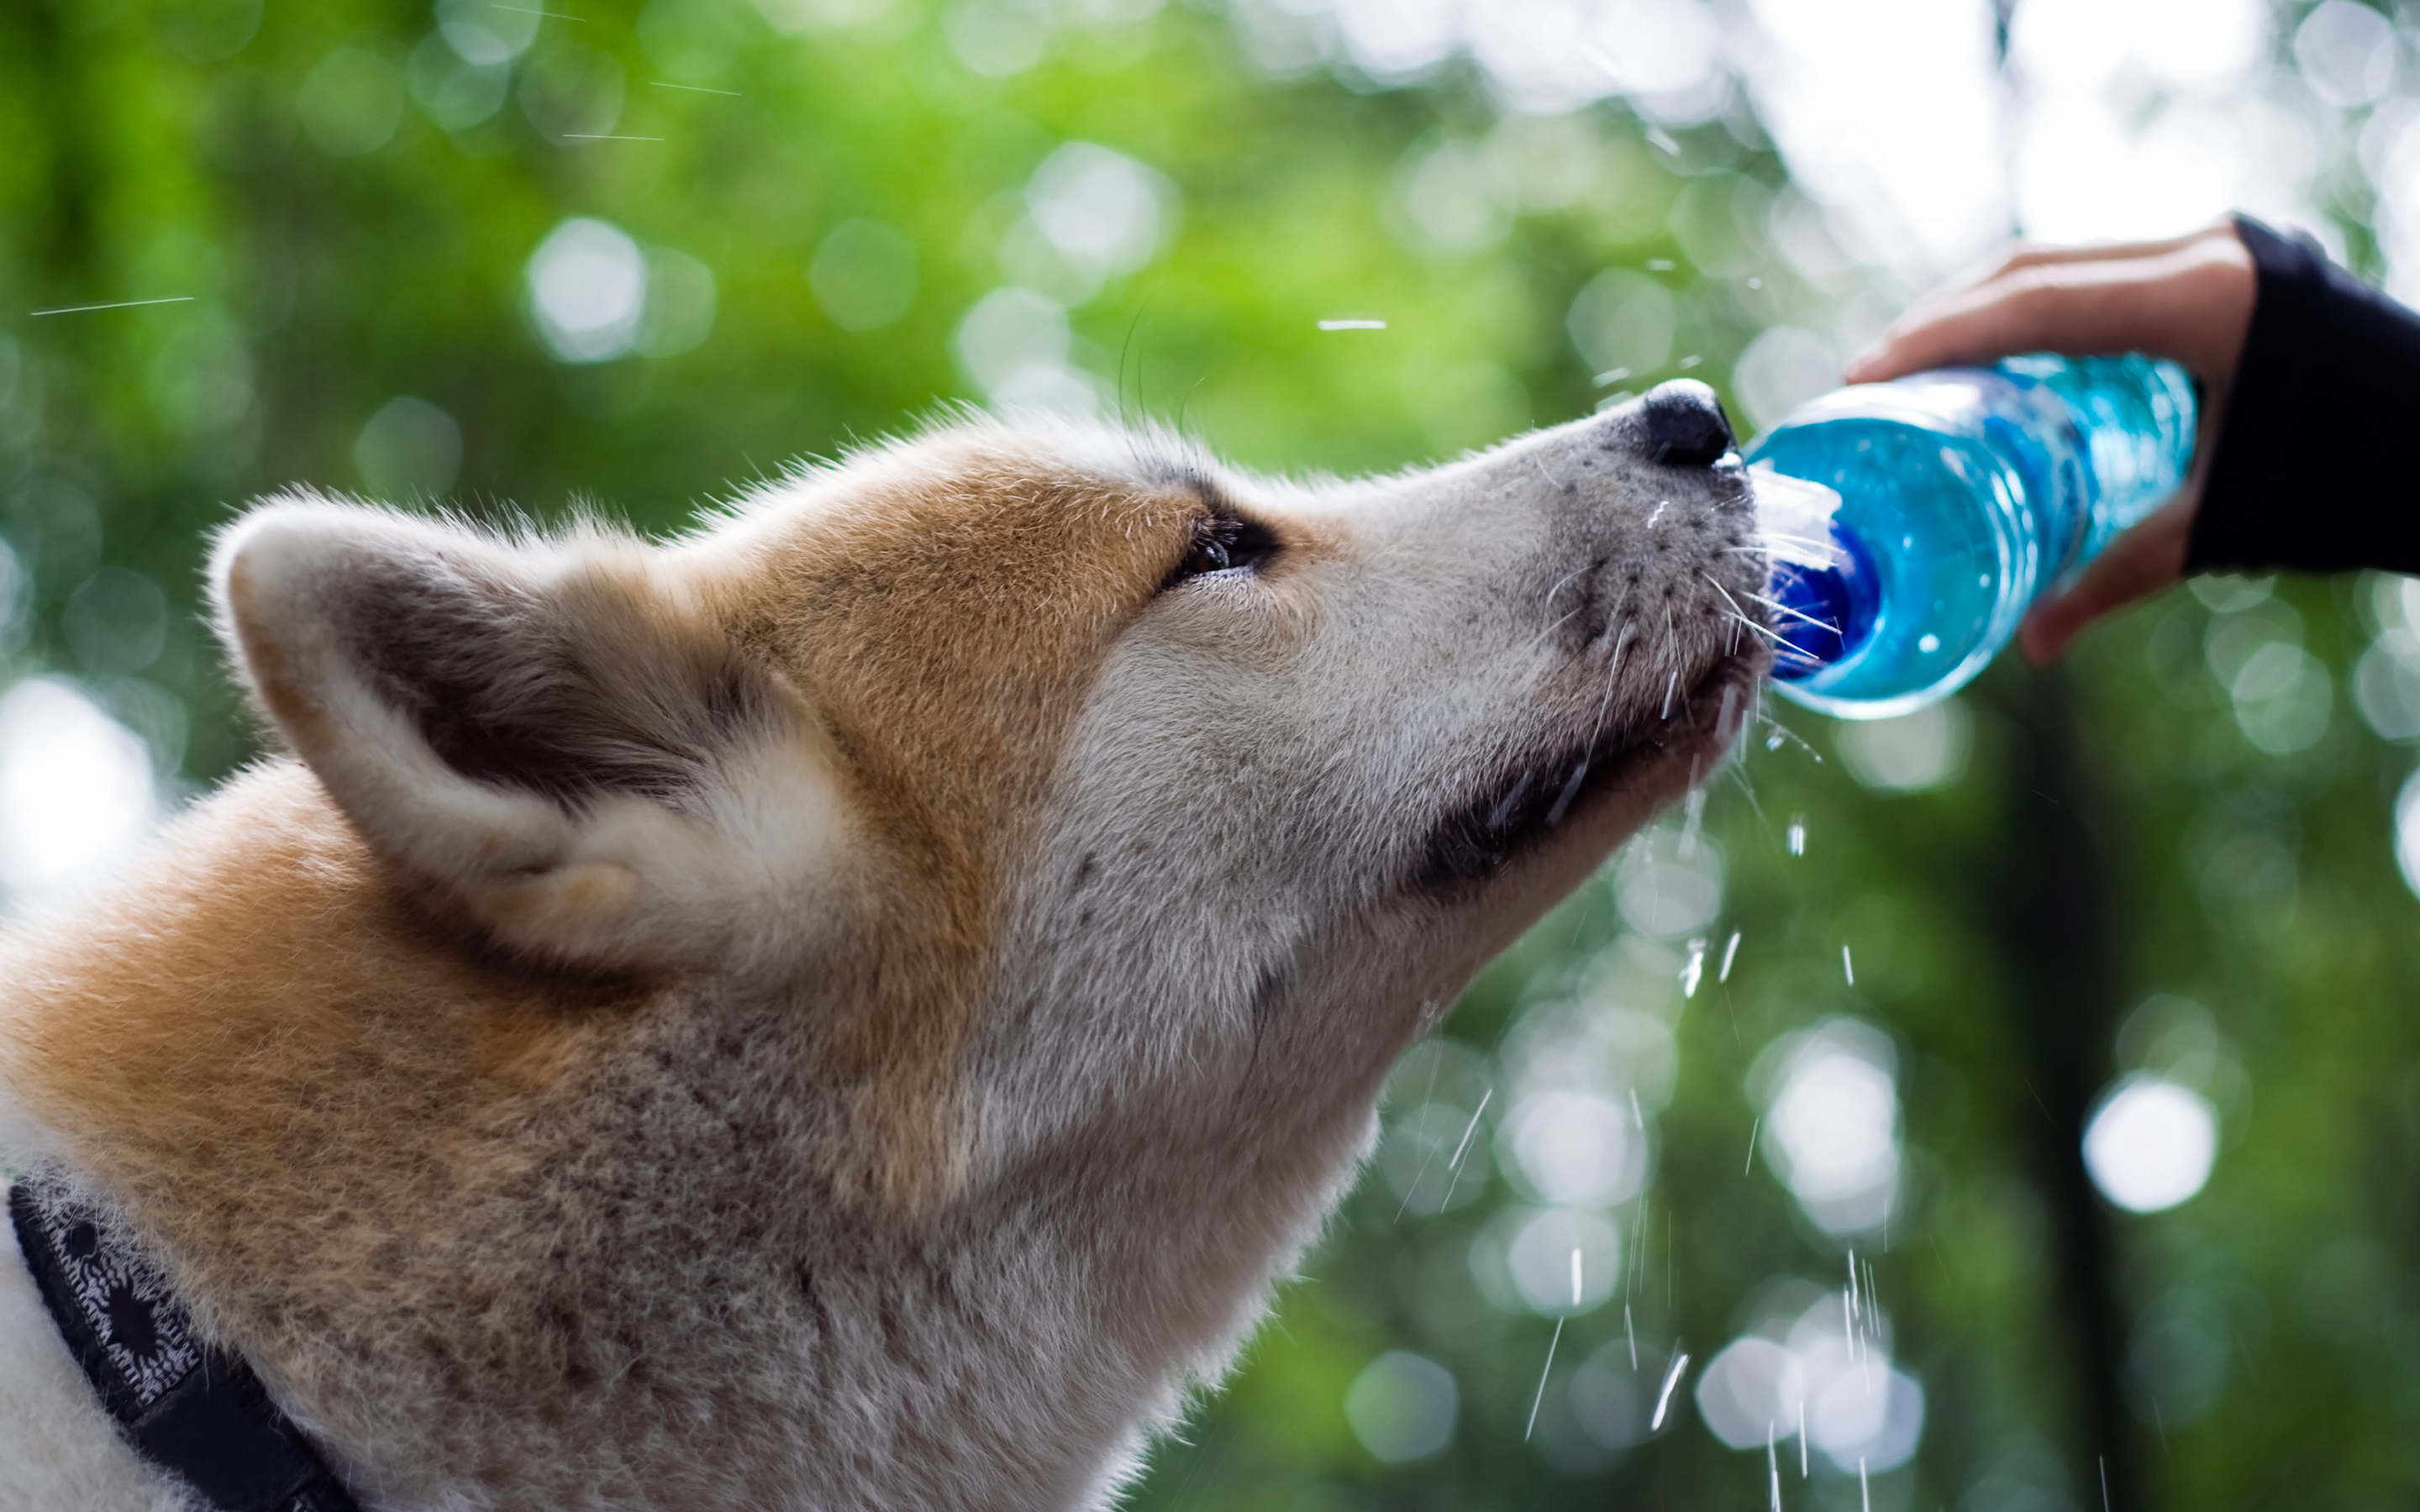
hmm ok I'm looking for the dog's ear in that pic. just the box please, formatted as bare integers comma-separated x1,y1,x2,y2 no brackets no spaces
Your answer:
213,495,845,971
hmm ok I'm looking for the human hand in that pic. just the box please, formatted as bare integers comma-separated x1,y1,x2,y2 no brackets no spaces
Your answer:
1841,220,2257,664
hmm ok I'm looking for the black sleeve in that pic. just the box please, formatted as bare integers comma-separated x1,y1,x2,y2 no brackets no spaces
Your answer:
2187,214,2420,576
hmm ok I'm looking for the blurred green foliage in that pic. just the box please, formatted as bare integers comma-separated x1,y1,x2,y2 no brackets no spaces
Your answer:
5,1,2420,1509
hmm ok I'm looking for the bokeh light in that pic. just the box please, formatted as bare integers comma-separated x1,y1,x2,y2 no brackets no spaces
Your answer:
1380,1098,1494,1216
2396,767,2420,902
0,542,20,644
1729,324,1839,432
518,39,627,144
1613,827,1723,937
0,680,158,902
61,570,167,678
2354,629,2420,741
1566,1345,1647,1452
1694,1335,1802,1449
355,396,464,498
1503,1089,1648,1208
1758,1019,1902,1236
527,218,650,364
1833,700,1972,793
1021,142,1176,294
297,46,407,158
2083,1076,2219,1214
1566,269,1677,387
2358,575,2420,742
408,37,511,132
1499,1206,1623,1315
2295,1,2398,108
952,287,1096,415
810,219,921,333
1697,1289,1924,1470
1344,1351,1459,1463
1396,138,1513,254
435,0,539,66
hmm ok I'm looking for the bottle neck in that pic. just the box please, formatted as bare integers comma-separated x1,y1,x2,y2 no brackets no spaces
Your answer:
1770,522,1879,681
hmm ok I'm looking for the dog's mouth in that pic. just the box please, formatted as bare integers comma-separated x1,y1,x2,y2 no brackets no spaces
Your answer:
1412,649,1758,897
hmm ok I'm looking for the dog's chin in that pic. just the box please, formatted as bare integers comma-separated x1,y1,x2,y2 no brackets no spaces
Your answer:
1413,649,1760,904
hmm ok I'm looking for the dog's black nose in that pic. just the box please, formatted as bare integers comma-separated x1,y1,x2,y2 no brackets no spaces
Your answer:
1639,379,1734,466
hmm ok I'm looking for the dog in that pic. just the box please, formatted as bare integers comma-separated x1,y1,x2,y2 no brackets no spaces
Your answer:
0,380,1765,1509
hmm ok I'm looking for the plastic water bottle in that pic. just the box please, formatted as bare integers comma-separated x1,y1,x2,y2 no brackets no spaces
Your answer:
1748,354,2197,719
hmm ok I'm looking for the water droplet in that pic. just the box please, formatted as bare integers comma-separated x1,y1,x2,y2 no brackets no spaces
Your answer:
1918,633,1939,654
1786,817,1806,856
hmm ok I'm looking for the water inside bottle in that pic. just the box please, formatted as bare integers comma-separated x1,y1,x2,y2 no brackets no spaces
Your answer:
1754,419,2032,717
2007,354,2197,556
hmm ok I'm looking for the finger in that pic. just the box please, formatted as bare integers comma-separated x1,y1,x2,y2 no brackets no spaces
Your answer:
2017,491,2197,664
1849,261,2186,378
1844,270,2119,383
1981,221,2225,278
1844,227,2227,385
1895,225,2222,333
1845,234,2251,384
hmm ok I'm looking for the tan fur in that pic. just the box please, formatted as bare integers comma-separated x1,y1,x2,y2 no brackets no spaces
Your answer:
697,432,1214,1205
0,404,1770,1509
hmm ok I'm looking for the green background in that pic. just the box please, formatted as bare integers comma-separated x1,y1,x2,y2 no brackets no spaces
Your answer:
4,1,2417,1508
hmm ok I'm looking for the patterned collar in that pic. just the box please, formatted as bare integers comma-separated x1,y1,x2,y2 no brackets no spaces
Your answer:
8,1166,361,1512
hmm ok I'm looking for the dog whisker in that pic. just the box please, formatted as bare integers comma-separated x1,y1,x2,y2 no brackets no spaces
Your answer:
1723,612,1787,647
1745,590,1835,633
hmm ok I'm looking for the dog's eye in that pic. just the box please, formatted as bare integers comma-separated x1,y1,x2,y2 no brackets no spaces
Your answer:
1183,536,1233,575
1170,517,1276,587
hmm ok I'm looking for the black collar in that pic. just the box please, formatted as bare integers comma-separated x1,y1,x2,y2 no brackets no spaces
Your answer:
8,1167,361,1512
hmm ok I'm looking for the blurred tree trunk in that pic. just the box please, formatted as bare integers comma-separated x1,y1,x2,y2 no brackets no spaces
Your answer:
1995,669,2139,1510
22,0,95,293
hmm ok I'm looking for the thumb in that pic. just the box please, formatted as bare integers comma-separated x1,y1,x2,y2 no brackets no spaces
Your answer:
2018,491,2196,664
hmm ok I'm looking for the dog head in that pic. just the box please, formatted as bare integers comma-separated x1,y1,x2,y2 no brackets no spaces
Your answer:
213,380,1765,1211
